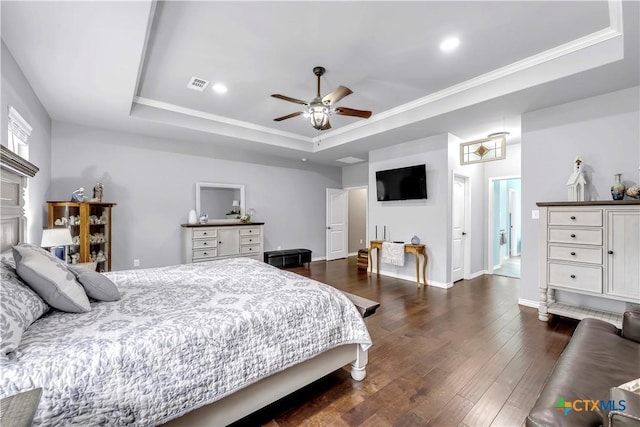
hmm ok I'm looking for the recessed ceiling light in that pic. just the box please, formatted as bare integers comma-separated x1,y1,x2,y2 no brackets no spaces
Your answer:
440,37,460,52
212,83,227,94
301,158,308,162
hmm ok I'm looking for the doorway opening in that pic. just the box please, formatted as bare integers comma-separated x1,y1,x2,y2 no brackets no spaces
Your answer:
488,177,521,278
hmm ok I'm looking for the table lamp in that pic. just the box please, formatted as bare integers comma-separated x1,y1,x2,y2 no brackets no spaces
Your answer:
232,200,240,214
41,228,73,260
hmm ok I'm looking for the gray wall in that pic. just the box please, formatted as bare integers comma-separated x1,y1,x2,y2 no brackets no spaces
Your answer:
1,41,52,245
347,188,367,254
342,162,368,188
50,122,342,270
521,86,640,308
369,134,450,286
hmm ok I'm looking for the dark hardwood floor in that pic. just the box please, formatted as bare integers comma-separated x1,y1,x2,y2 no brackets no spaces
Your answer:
231,257,577,427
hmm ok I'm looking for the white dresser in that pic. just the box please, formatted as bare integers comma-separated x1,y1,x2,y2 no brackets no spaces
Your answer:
182,223,264,263
537,201,640,327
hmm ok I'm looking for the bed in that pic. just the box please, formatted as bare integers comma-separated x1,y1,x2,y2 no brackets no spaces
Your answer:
0,147,373,426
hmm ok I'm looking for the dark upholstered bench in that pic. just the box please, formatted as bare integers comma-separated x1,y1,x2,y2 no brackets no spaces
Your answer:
264,249,312,268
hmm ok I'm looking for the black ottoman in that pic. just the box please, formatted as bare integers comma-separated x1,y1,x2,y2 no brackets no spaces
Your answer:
264,249,312,268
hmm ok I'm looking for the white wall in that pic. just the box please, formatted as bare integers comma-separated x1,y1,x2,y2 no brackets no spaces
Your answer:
369,134,450,286
51,122,342,270
1,41,52,245
521,86,640,309
342,162,368,188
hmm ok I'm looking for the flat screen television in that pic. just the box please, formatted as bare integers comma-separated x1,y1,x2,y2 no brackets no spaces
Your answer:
376,164,427,201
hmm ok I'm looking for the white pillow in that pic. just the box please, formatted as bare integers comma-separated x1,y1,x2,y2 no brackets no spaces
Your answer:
13,244,91,313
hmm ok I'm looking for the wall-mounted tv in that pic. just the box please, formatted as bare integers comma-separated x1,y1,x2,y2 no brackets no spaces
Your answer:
376,164,427,201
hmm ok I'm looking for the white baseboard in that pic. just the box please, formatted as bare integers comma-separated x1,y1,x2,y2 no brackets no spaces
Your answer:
518,298,539,309
467,270,488,280
493,264,501,270
373,269,453,289
347,252,358,257
311,256,326,262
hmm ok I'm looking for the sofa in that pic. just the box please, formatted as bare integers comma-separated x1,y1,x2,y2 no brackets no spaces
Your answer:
527,310,640,427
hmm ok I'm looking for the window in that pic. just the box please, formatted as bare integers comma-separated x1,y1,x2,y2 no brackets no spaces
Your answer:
7,106,32,160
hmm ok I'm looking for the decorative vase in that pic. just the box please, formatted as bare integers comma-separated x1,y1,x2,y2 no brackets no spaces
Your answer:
411,235,420,245
188,209,197,224
199,213,208,224
611,174,626,200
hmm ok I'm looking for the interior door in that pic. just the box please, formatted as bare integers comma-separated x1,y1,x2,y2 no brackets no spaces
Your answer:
452,175,467,282
326,188,348,261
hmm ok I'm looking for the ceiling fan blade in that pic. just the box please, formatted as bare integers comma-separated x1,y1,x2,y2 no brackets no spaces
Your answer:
335,107,372,119
274,111,304,122
322,86,353,105
271,94,308,105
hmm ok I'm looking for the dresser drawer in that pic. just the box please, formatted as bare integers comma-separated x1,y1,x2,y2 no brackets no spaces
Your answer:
240,236,259,245
548,262,602,293
193,229,217,239
240,245,261,255
239,228,260,236
548,245,602,264
193,248,218,259
548,209,602,226
193,239,217,249
548,228,602,245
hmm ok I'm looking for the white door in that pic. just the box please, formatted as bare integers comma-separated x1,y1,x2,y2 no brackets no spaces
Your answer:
509,189,518,256
452,175,467,282
326,188,348,261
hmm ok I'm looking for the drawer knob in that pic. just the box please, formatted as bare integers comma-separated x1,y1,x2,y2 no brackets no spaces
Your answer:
570,234,576,238
203,252,208,256
219,241,223,245
608,250,614,255
249,230,253,233
249,248,252,251
249,239,252,242
570,252,576,256
570,274,576,279
203,242,207,245
570,216,576,220
203,232,207,235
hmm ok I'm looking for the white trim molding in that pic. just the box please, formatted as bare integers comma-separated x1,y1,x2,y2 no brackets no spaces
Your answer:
518,299,540,309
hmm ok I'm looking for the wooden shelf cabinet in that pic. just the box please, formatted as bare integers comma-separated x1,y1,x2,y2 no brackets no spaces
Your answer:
182,223,264,264
537,201,640,327
47,201,116,272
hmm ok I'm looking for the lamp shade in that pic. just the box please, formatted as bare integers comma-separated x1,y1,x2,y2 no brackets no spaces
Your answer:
232,200,240,207
41,228,73,247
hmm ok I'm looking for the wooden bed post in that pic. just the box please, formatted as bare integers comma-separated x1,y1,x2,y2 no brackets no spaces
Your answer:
350,345,368,381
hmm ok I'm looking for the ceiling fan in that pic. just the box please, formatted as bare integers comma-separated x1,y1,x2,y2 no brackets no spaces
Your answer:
271,66,372,131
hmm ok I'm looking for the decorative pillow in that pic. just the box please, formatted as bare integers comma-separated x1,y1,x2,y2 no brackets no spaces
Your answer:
0,260,50,354
12,244,91,313
68,268,121,302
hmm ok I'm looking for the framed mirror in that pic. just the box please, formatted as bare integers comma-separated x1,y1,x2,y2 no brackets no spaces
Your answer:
195,182,245,222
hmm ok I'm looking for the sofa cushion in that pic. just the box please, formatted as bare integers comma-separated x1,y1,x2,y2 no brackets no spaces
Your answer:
527,318,640,427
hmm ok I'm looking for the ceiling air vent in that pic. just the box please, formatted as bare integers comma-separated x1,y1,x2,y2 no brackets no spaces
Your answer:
187,77,209,92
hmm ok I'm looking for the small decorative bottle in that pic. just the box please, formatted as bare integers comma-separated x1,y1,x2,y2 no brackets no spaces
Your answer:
611,173,626,200
411,235,420,245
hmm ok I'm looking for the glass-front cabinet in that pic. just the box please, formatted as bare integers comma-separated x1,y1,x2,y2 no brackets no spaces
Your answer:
47,201,116,272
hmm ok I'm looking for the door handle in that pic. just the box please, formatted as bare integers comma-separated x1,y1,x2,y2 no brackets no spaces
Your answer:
462,232,467,235
327,227,332,230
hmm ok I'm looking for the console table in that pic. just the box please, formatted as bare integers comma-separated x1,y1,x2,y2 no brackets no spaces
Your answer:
369,240,428,287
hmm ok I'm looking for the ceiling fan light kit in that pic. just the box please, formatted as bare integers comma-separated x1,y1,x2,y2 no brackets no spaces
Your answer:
271,66,372,131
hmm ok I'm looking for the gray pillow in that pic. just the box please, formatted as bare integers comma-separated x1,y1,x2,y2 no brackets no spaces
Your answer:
70,268,121,302
0,260,50,354
13,244,91,313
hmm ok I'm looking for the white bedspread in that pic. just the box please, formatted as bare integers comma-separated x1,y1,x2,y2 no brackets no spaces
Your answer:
0,257,371,426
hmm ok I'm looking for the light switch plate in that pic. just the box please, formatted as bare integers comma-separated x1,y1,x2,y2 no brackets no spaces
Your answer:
531,210,539,219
